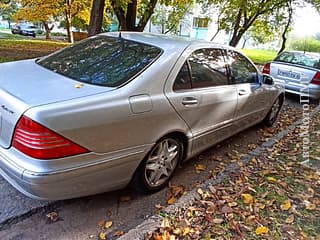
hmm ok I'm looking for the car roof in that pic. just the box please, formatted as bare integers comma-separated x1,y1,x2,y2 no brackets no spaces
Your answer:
101,31,229,52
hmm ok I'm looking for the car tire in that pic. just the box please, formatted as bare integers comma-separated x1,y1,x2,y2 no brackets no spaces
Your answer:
263,96,282,127
132,136,183,193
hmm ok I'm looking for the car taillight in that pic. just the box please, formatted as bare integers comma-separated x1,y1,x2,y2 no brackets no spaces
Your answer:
262,63,271,74
12,116,89,159
311,72,320,85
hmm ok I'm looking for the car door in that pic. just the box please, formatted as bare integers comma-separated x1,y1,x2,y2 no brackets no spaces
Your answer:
165,47,238,155
225,49,269,129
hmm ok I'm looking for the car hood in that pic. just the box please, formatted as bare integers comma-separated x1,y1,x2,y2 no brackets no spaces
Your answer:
0,59,114,106
0,59,114,148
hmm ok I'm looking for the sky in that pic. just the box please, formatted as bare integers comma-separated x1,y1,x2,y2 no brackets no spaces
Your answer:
292,3,320,37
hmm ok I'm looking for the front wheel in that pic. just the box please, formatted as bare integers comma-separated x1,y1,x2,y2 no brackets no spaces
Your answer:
133,137,183,193
263,97,282,127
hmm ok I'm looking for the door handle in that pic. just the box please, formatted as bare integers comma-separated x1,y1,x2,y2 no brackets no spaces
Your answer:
182,97,198,106
238,89,248,95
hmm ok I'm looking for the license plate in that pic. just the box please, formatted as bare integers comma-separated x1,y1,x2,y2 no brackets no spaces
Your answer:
278,69,301,80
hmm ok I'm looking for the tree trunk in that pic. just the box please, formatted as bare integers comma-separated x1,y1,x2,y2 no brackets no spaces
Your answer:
43,21,52,40
126,0,137,30
65,0,74,43
229,30,244,47
210,29,220,41
278,0,293,55
111,0,157,32
88,0,105,36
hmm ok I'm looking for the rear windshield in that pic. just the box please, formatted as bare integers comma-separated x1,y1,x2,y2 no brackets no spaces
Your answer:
275,52,320,70
37,36,162,87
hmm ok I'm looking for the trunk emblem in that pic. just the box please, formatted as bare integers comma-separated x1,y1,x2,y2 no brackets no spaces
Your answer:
1,105,14,114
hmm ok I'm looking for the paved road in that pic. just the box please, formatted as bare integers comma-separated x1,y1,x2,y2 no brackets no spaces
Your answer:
0,96,307,240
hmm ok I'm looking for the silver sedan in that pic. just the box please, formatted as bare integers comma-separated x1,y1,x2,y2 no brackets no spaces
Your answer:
263,51,320,99
0,32,283,200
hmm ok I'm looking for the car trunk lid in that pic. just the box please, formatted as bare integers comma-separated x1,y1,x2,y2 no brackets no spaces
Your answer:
271,62,318,87
0,59,114,148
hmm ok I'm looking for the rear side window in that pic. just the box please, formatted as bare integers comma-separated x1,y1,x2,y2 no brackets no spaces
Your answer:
275,52,320,70
37,36,162,87
227,50,258,84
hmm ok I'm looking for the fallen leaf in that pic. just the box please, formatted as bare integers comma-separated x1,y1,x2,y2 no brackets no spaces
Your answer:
195,164,206,173
255,226,269,235
98,220,105,227
99,232,107,240
167,196,177,205
105,221,113,229
120,195,132,202
280,200,291,211
161,218,170,228
46,211,59,223
197,188,204,196
221,205,233,214
241,193,254,204
75,83,84,89
113,231,125,237
285,214,295,224
228,202,238,207
305,202,316,210
267,176,277,183
213,218,224,224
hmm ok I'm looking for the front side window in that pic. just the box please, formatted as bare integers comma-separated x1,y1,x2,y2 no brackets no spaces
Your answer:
37,36,162,87
227,50,258,84
189,48,228,88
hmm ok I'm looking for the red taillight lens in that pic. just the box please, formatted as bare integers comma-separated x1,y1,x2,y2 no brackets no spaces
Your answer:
12,116,89,159
262,63,271,74
311,72,320,85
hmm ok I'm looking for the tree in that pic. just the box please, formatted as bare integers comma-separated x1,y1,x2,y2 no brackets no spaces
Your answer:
151,0,193,34
88,0,159,34
88,0,105,36
14,0,61,40
0,0,18,28
15,0,91,42
199,0,288,47
277,0,293,54
110,0,158,31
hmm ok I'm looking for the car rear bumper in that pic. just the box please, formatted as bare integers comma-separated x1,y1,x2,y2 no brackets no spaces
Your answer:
0,146,150,200
274,79,320,99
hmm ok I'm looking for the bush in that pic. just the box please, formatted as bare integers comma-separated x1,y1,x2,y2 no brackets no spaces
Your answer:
290,38,320,53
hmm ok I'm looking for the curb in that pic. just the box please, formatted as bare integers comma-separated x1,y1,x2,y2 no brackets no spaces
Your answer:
119,104,320,240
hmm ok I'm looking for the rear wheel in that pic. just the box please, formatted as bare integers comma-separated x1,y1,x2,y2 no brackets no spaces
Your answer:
263,97,282,127
133,137,183,193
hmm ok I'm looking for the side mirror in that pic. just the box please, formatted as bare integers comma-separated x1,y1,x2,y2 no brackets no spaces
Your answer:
262,74,274,85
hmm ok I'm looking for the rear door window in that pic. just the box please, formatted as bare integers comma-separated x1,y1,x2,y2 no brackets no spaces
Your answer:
37,36,162,87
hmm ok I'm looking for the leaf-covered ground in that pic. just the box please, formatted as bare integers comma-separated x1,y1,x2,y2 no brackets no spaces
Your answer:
0,32,68,63
147,111,320,240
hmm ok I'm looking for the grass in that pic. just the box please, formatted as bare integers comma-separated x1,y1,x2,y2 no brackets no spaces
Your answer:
241,49,277,64
0,32,69,49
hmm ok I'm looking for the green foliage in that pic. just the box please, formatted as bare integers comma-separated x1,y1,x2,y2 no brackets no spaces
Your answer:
0,0,18,24
290,38,320,53
151,0,193,34
198,0,288,46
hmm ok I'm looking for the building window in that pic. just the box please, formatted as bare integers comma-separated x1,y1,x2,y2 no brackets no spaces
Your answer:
193,17,209,28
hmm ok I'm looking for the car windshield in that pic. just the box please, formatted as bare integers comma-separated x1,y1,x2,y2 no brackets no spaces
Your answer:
275,52,320,70
37,36,162,87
